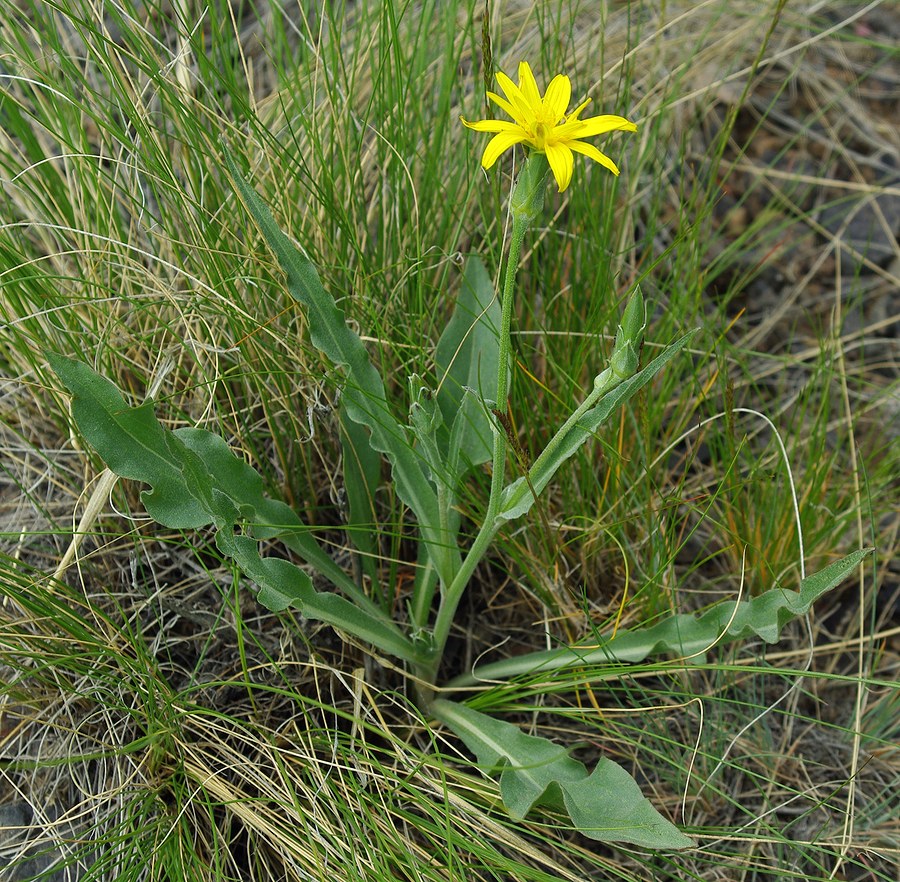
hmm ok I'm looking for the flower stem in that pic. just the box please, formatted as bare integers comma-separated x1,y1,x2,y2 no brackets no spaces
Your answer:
424,154,548,683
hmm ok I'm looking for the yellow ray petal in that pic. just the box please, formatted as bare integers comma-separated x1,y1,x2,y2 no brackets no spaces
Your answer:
482,130,527,168
486,91,526,126
542,74,571,122
461,117,523,133
566,97,592,122
575,115,638,138
495,70,534,125
568,139,621,175
517,61,542,109
545,142,574,192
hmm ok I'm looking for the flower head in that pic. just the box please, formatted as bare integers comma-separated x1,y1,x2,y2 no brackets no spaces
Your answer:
462,62,637,192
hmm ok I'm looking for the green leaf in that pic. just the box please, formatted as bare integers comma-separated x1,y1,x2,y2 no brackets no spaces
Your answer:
431,699,694,850
48,352,211,528
435,256,500,470
223,152,451,580
449,548,873,686
338,408,382,591
49,353,418,661
49,352,364,603
499,331,696,521
174,427,372,608
217,532,419,662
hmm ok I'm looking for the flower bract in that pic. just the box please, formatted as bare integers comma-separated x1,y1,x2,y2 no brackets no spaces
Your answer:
462,62,637,192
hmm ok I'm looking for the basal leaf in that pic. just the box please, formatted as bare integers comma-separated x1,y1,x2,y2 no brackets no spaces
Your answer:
452,548,873,685
217,531,418,662
563,758,694,849
175,426,380,614
50,354,410,653
48,352,210,528
224,152,452,581
338,407,382,591
432,699,694,850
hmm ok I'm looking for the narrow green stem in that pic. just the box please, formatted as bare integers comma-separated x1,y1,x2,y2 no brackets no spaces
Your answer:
420,154,549,682
424,366,619,675
487,213,529,519
427,510,504,674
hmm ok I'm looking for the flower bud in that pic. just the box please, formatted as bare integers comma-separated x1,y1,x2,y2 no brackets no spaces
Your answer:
610,287,645,379
620,286,646,340
408,375,442,437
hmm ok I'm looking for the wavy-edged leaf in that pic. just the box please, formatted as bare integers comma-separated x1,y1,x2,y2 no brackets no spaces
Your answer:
50,353,359,600
224,152,449,579
175,426,376,612
48,352,211,528
499,331,696,521
49,354,416,659
431,699,694,850
216,532,418,662
450,548,873,686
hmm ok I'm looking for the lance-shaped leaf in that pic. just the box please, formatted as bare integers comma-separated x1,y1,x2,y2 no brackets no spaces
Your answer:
224,152,451,581
175,426,374,609
434,256,500,472
431,699,694,850
499,331,696,522
216,531,418,662
339,407,382,592
49,353,354,598
448,548,873,686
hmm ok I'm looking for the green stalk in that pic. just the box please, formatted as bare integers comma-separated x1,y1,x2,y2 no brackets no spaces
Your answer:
422,154,550,686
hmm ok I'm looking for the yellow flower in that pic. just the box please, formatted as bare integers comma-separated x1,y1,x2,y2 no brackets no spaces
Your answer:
462,62,637,192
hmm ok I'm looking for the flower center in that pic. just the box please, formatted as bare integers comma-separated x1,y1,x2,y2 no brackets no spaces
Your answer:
533,121,550,150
